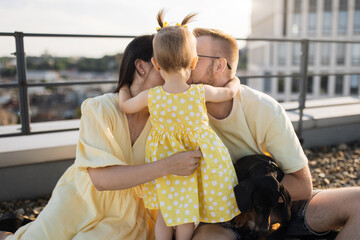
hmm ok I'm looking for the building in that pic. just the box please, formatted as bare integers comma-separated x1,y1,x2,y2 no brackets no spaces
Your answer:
247,0,360,102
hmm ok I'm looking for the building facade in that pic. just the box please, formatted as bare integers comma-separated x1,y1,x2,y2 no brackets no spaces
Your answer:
247,0,360,102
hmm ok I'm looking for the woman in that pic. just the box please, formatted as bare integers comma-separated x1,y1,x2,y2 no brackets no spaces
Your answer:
0,34,202,240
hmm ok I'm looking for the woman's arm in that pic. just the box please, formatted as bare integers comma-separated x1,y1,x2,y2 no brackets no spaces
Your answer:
118,86,149,113
204,76,240,103
88,149,202,191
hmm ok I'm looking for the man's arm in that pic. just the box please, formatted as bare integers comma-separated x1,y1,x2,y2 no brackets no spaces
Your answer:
281,165,313,201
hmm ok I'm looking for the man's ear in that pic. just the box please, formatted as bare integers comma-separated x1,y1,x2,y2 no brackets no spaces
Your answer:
213,58,227,74
190,56,198,70
151,57,161,71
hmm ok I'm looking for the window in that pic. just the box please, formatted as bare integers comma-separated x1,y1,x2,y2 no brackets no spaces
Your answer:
292,43,301,65
309,43,316,65
264,72,272,93
335,75,344,95
320,75,328,95
321,43,331,65
291,73,300,93
278,72,285,93
351,44,360,65
307,75,313,93
354,0,360,34
338,0,348,35
336,43,346,65
277,43,286,65
350,75,360,95
323,0,332,35
292,0,302,35
308,0,317,35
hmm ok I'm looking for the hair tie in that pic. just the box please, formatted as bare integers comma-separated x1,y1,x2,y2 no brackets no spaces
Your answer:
176,23,188,28
156,21,169,31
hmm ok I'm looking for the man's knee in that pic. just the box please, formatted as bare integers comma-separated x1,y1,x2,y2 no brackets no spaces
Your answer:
306,187,360,231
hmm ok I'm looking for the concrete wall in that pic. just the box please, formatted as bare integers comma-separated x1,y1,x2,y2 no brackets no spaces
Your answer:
0,97,359,201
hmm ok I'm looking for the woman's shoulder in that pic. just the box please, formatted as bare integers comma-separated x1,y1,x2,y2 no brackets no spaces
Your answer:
81,93,119,115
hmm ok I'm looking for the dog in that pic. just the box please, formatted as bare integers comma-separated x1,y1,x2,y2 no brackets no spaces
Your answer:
232,154,292,239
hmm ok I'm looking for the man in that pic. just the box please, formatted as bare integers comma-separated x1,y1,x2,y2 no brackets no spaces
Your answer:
190,28,360,240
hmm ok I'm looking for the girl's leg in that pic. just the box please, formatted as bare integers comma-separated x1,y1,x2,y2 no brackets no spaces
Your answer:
176,223,195,240
155,210,173,240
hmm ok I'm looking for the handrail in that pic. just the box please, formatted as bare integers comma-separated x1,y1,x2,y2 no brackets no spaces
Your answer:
1,32,360,142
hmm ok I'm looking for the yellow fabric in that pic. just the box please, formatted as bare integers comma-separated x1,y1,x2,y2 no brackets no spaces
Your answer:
143,85,239,226
9,93,156,240
209,85,308,174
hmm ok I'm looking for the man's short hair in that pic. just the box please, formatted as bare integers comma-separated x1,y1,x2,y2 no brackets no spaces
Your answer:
193,28,238,73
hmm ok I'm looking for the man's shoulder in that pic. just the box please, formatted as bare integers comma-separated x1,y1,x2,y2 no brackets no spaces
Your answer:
239,85,283,116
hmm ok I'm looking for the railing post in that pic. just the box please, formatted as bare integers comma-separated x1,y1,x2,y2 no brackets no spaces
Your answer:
298,39,309,144
14,32,31,135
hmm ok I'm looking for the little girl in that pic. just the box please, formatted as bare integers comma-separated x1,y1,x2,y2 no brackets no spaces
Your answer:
119,10,240,240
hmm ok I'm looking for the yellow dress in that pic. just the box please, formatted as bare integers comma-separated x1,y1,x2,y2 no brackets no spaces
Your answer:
8,94,157,240
143,84,239,226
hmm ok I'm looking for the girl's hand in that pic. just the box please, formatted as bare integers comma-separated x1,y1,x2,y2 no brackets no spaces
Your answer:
164,147,202,176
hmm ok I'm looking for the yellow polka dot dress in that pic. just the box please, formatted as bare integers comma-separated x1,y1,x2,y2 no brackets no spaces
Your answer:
143,84,239,226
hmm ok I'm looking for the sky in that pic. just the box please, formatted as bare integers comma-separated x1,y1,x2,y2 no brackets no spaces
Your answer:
0,0,252,57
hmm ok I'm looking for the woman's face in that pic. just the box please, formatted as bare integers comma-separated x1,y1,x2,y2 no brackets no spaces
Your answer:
142,61,164,90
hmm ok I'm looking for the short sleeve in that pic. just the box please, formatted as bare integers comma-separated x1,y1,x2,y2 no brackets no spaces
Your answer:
263,108,308,174
75,97,129,171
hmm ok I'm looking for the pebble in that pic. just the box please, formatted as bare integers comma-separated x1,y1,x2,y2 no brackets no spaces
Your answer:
0,141,359,222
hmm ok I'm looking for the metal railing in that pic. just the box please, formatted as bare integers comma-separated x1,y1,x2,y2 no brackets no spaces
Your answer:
0,32,360,142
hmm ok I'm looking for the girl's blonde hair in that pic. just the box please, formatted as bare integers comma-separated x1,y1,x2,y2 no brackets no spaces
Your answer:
153,9,197,72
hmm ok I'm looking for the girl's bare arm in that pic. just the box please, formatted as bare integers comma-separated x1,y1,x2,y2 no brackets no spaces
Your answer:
118,86,149,114
204,77,240,103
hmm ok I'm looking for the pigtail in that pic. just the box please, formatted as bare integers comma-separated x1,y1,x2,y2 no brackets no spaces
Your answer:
181,13,197,26
156,9,166,30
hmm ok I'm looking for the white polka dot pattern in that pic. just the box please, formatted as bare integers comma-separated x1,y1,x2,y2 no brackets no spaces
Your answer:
143,84,239,226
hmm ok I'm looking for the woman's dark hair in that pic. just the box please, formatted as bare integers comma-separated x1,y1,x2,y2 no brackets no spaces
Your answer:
114,34,155,93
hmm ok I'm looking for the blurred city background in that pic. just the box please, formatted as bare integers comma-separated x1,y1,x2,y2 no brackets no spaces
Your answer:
0,0,359,136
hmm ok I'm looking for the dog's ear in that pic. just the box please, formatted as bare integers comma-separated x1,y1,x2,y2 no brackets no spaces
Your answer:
279,184,292,221
234,179,254,213
279,184,291,205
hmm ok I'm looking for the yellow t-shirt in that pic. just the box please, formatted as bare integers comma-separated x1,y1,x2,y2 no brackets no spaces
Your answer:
9,93,156,240
209,85,307,174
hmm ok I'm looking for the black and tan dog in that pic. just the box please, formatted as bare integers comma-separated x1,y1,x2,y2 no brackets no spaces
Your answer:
232,154,292,239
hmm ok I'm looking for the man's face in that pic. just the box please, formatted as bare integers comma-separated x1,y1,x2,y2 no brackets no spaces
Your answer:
190,36,216,85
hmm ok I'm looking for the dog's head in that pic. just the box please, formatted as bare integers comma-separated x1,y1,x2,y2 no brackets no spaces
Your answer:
234,175,291,234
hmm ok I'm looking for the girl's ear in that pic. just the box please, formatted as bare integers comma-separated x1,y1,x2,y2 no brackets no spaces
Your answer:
190,56,198,70
213,58,227,74
151,57,161,71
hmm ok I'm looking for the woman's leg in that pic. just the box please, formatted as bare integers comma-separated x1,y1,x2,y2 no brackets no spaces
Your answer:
176,223,194,240
192,224,237,240
155,210,173,240
0,231,13,240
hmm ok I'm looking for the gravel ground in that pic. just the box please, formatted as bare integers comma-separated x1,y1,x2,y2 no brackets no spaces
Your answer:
1,141,359,223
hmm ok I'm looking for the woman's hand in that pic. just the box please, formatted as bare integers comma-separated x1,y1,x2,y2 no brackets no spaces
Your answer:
163,147,202,176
